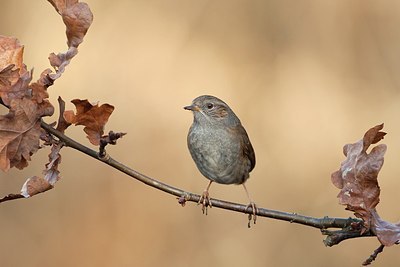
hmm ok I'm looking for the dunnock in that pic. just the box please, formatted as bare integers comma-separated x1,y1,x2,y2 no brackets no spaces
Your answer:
184,95,257,225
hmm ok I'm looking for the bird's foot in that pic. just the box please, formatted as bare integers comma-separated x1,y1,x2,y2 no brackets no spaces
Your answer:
198,190,212,215
245,202,258,228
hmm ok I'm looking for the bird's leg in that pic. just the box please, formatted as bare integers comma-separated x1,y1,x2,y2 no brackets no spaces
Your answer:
243,183,258,228
198,181,213,215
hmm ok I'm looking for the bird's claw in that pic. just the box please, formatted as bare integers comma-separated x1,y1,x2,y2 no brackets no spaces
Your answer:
198,190,212,215
246,202,258,228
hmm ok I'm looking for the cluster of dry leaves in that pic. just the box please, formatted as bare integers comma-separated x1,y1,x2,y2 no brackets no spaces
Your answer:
331,124,400,264
0,0,120,199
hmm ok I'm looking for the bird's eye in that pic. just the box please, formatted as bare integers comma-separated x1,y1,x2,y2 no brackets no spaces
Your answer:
206,103,214,109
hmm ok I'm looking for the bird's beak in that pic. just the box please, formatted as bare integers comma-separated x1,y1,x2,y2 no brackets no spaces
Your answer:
184,105,200,111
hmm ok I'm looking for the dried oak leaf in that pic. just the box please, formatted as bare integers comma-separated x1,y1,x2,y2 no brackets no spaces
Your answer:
63,2,93,48
0,64,19,87
0,69,32,106
20,176,53,198
4,141,63,199
45,0,92,83
48,47,78,81
64,99,114,145
0,36,31,105
43,142,62,186
56,96,71,133
48,0,93,48
18,136,63,198
28,68,54,104
0,97,54,171
48,0,78,14
331,124,386,230
0,36,24,72
371,210,400,246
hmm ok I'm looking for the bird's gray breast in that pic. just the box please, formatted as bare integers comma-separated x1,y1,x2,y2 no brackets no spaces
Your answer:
188,123,247,184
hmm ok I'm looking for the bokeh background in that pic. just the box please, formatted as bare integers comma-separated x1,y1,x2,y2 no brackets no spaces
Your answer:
1,0,400,266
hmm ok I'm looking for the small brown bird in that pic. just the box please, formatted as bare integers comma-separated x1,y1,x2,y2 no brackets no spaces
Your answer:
184,95,257,225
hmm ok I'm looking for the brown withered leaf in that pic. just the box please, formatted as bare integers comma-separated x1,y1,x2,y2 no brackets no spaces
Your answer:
56,96,71,133
0,65,19,87
371,210,400,246
0,70,32,106
47,0,93,48
0,34,56,172
48,47,78,81
43,142,62,186
362,124,387,153
0,98,54,171
28,68,54,104
0,36,31,106
20,176,53,198
37,68,55,87
45,0,92,84
331,124,386,230
13,140,62,199
48,52,63,69
63,2,93,48
48,0,78,14
64,99,114,145
0,36,24,72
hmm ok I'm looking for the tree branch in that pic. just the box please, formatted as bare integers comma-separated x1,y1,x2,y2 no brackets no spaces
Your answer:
0,93,375,245
39,120,374,245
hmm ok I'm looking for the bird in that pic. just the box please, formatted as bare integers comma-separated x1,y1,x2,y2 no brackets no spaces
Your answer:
184,95,257,225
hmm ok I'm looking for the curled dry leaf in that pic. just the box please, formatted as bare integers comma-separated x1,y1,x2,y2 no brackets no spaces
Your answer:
64,99,115,145
0,36,31,106
63,2,93,48
48,0,78,15
371,210,400,247
47,47,78,81
48,0,93,47
332,124,400,247
45,0,93,83
15,133,63,199
0,64,19,87
21,176,53,198
56,96,71,133
331,124,386,229
0,70,32,106
43,142,63,186
28,68,52,103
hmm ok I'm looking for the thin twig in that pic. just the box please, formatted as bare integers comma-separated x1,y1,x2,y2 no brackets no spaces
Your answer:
322,227,374,247
362,244,385,266
0,194,25,203
39,120,373,244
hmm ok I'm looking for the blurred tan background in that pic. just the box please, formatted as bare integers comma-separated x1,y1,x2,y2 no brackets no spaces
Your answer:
2,0,400,266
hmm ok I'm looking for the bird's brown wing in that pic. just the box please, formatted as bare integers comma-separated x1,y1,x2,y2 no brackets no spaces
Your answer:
237,125,256,172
